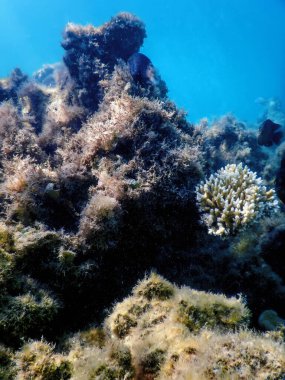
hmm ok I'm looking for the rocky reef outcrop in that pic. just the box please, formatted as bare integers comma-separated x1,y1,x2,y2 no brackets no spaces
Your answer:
0,12,285,380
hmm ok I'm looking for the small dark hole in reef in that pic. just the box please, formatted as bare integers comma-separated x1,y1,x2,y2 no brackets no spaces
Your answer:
111,137,135,158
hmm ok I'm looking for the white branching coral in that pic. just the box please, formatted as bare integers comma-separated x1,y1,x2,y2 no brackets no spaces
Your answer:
196,163,279,236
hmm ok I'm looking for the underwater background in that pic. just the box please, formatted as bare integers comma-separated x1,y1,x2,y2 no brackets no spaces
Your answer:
1,0,285,122
2,1,285,379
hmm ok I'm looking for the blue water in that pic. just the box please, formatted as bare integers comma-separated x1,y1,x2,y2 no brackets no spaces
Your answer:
1,0,285,123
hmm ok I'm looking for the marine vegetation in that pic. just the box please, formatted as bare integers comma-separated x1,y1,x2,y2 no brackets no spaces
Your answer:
0,11,285,380
276,149,285,204
11,275,285,379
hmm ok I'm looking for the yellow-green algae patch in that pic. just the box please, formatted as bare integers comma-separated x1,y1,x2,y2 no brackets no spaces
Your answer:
12,274,285,379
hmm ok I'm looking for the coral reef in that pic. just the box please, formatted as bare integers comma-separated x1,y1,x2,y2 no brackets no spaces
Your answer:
0,11,285,380
196,163,278,236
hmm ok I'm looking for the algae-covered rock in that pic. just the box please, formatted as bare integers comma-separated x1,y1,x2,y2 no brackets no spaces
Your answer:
0,279,60,345
14,274,285,380
62,13,146,111
16,341,72,380
0,345,17,380
98,275,285,379
106,273,250,340
0,12,285,380
0,249,14,289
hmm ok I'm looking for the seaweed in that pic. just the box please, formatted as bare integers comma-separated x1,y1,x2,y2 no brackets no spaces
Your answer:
0,12,285,380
